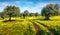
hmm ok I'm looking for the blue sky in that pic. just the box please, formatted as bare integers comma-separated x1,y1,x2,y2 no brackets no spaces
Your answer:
0,0,60,13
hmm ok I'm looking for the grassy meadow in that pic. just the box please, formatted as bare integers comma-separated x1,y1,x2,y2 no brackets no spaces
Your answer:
0,16,60,35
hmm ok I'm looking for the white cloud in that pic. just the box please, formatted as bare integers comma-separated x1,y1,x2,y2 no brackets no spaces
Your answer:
0,1,34,12
20,1,60,13
0,1,59,14
0,2,11,12
0,2,16,12
20,2,50,13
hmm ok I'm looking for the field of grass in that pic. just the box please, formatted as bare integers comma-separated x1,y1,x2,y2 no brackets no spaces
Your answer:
0,16,60,35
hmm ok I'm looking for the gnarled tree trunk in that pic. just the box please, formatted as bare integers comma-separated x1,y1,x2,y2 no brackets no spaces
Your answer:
9,15,11,21
44,16,50,20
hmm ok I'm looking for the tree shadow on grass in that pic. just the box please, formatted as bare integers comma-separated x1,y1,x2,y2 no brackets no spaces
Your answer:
2,20,24,22
32,19,44,21
2,20,16,22
32,18,53,21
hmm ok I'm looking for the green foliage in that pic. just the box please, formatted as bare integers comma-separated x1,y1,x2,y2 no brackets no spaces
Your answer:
29,13,35,16
41,4,59,16
22,10,29,18
41,4,60,20
24,10,29,16
0,12,4,19
3,6,20,17
2,6,20,20
35,12,39,16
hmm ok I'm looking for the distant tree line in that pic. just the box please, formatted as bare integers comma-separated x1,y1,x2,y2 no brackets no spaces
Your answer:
0,4,60,20
0,6,40,20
